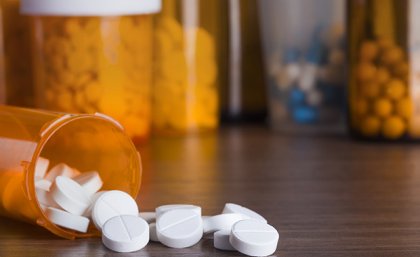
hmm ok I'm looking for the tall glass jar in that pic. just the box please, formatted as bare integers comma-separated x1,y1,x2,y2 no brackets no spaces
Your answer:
348,0,420,141
153,0,221,134
21,0,161,143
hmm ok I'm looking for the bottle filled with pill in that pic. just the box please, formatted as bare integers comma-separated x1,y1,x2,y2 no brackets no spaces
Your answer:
259,0,346,133
348,0,420,141
21,0,161,143
0,105,141,239
153,0,221,135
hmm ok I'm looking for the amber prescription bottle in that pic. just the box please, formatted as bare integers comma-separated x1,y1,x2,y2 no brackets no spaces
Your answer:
21,0,161,143
153,0,220,134
0,105,141,239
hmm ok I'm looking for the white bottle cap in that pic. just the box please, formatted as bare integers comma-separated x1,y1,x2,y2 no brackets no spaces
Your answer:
21,0,161,16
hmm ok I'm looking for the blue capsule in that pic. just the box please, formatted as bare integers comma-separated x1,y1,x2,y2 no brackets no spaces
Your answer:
292,106,319,124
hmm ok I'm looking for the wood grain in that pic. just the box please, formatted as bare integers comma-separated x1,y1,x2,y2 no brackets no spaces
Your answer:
2,127,420,256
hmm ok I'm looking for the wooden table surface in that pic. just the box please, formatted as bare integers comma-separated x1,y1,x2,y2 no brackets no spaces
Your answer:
2,127,420,256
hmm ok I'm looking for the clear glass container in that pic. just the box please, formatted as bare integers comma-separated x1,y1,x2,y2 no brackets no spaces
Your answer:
153,0,220,134
259,0,346,133
0,105,141,239
21,0,161,143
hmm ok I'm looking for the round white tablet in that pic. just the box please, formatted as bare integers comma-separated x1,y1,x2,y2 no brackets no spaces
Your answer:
91,190,139,231
73,171,103,196
214,230,235,251
50,176,91,215
203,213,244,234
35,157,49,179
83,191,107,218
230,219,279,257
223,203,267,223
139,212,156,223
46,207,90,233
149,223,159,242
155,204,201,218
35,179,60,209
102,215,149,253
156,209,203,248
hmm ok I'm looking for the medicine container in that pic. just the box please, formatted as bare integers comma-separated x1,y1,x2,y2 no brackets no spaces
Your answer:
0,105,141,239
348,0,420,141
2,0,34,106
153,0,220,134
219,0,267,124
21,0,161,143
259,0,346,133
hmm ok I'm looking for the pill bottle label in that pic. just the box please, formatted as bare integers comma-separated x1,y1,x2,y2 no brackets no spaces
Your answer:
21,0,161,16
0,138,36,171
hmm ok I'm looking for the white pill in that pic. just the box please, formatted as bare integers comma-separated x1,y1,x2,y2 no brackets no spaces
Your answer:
50,176,91,215
306,90,323,107
45,163,79,182
139,212,156,223
46,207,90,233
149,223,159,242
203,213,244,234
35,179,52,191
214,230,236,251
230,220,279,257
285,63,301,84
298,63,317,92
35,157,49,179
102,215,149,253
92,190,138,231
156,209,203,248
35,181,60,209
83,190,107,217
156,204,201,218
223,203,267,223
73,171,103,196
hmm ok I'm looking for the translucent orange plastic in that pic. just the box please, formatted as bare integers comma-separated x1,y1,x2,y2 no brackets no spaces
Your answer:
0,105,141,239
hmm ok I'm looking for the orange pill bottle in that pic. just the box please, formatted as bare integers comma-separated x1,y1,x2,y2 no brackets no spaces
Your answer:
0,105,141,239
348,0,420,141
21,0,161,143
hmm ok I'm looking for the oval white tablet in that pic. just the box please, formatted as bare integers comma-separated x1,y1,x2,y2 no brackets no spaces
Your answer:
156,204,201,218
230,219,279,257
102,215,149,253
139,212,156,224
91,190,138,231
45,163,79,181
149,223,159,242
203,213,244,234
35,179,60,209
214,230,236,251
223,203,267,223
73,171,103,196
50,176,91,215
156,209,203,248
46,207,90,233
35,157,50,179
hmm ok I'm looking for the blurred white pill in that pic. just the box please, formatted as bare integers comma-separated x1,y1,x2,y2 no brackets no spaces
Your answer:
50,176,91,215
156,209,203,248
35,180,60,209
35,157,49,179
156,204,201,218
230,220,279,257
45,163,79,182
203,213,244,234
46,207,90,233
102,215,149,253
139,212,156,224
149,223,159,242
285,63,301,84
222,203,267,223
306,90,323,107
35,179,52,191
298,63,317,92
73,171,103,196
214,230,236,251
91,190,138,231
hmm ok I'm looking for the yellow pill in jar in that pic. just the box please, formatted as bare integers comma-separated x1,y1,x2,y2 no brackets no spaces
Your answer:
360,41,379,61
384,79,406,100
381,46,404,66
360,116,381,137
396,98,412,119
352,98,369,117
360,82,381,99
357,62,376,82
375,67,391,85
382,116,406,139
373,98,393,118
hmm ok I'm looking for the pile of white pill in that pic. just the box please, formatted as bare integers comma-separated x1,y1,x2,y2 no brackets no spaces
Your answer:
34,158,279,256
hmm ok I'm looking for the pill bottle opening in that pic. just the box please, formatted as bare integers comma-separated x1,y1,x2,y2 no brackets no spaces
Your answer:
29,115,141,239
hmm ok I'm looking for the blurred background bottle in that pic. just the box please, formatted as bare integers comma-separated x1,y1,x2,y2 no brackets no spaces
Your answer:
219,0,267,124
